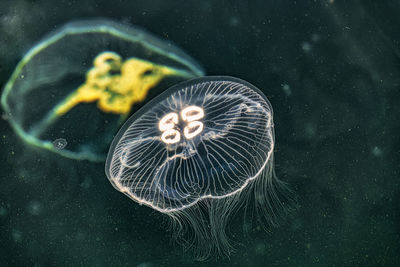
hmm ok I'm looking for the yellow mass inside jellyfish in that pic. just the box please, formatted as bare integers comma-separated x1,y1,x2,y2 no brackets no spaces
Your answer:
55,52,184,116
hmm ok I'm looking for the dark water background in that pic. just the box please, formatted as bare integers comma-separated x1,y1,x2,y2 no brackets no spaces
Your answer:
0,0,399,266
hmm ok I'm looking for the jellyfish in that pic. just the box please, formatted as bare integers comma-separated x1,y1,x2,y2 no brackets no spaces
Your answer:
105,76,291,259
1,19,204,161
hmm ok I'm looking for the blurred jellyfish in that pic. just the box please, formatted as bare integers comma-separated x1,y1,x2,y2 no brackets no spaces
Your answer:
1,19,204,161
106,76,291,259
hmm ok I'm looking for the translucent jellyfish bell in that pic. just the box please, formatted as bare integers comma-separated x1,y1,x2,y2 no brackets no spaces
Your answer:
1,19,204,161
106,76,291,259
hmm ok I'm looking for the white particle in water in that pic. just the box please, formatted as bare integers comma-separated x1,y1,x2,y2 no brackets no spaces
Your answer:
53,138,67,149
